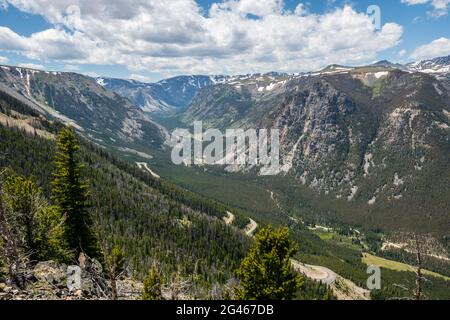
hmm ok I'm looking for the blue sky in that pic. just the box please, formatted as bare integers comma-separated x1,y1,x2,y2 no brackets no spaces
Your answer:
0,0,449,82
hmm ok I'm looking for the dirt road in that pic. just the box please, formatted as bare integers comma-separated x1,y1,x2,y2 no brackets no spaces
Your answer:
136,162,160,179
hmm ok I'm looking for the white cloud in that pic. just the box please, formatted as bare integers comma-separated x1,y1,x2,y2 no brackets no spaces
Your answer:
402,0,432,3
63,64,80,71
0,1,403,76
0,55,8,63
82,71,100,78
129,73,153,83
411,37,450,59
17,63,45,70
401,0,450,17
398,49,407,57
215,0,284,17
0,26,93,62
0,26,28,51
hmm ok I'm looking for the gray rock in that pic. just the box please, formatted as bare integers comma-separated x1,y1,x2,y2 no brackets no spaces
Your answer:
33,261,67,286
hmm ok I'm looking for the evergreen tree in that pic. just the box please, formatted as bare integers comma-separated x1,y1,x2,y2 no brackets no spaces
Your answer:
0,124,250,291
34,205,71,262
142,266,163,300
105,246,125,300
51,127,98,258
0,169,70,287
236,225,303,300
2,172,42,255
1,170,70,261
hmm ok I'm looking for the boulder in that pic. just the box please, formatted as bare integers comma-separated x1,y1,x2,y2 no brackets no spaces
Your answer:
33,261,67,287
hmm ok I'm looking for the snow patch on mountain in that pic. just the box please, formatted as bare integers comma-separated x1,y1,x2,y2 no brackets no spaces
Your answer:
96,78,106,86
407,55,450,76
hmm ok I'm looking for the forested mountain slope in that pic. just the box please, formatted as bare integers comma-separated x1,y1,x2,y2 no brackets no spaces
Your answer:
181,68,450,235
1,83,449,300
0,90,249,295
0,65,167,159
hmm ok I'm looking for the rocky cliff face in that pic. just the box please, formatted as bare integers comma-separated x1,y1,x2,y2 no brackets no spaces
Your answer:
265,71,449,188
181,73,292,128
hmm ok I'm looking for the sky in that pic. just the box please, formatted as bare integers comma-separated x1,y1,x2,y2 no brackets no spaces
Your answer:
0,0,449,82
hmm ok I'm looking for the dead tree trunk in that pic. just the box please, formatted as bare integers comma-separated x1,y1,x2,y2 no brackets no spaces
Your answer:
391,232,447,300
413,234,423,301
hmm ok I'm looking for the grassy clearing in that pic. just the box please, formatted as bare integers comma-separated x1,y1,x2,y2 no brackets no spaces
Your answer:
311,229,365,251
313,231,335,241
362,253,450,281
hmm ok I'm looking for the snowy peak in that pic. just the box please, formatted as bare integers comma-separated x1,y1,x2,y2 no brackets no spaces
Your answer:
93,54,450,114
407,54,450,75
98,73,294,113
97,75,228,113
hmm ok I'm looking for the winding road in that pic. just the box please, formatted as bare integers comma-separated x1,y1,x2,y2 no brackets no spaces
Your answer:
136,162,160,179
225,214,367,298
223,211,235,225
291,259,337,285
245,218,258,237
240,217,336,285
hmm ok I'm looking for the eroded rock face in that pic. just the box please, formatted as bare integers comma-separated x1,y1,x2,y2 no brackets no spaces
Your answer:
272,78,365,193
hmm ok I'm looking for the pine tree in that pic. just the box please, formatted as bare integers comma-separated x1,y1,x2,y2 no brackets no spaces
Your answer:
51,127,98,258
0,169,70,288
2,172,42,255
236,225,303,300
142,266,163,300
105,246,125,300
34,205,71,262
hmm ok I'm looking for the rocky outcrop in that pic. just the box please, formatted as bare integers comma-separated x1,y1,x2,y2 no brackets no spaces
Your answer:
0,256,143,300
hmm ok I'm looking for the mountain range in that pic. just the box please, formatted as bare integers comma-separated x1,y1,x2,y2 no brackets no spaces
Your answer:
97,72,292,114
96,75,226,113
0,55,449,235
0,54,449,300
0,65,168,160
95,55,450,115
